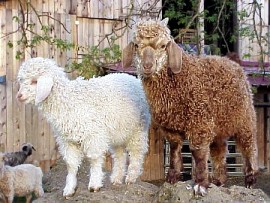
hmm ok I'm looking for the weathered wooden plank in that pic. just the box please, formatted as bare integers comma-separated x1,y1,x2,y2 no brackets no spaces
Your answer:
82,17,89,48
69,14,77,65
267,106,270,172
0,8,6,76
0,83,6,152
59,13,67,66
77,18,84,56
77,0,88,17
0,8,6,151
5,8,14,153
65,14,72,64
92,0,99,18
24,105,33,162
69,0,77,15
254,93,266,169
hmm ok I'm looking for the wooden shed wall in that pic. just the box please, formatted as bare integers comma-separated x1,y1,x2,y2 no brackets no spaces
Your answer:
0,0,164,180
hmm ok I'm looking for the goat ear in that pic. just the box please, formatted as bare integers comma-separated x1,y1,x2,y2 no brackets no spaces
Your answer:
35,75,53,105
122,42,135,68
167,41,182,74
161,18,169,26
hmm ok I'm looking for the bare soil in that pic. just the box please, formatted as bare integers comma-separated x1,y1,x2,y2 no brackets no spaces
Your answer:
22,158,270,203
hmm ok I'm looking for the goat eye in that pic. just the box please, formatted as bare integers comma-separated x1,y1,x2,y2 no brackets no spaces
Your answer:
31,80,37,85
161,44,166,49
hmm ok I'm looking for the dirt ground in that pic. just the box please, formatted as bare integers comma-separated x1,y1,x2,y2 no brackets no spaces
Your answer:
19,158,270,203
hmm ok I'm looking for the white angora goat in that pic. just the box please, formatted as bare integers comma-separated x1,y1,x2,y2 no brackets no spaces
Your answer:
16,57,150,199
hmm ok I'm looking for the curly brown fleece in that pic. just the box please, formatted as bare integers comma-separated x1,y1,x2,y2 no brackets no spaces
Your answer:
123,18,258,195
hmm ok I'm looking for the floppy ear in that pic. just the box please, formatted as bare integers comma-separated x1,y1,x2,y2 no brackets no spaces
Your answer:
167,41,183,74
122,42,136,68
35,75,53,105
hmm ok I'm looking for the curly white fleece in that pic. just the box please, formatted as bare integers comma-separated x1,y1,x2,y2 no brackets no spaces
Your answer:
16,57,150,198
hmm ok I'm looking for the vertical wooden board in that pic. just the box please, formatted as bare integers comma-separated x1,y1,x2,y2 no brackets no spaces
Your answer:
99,20,105,49
44,14,50,57
49,126,58,165
104,0,113,19
24,105,33,162
48,13,55,59
34,11,43,57
0,9,7,75
11,0,19,10
12,84,21,151
69,0,77,15
48,0,55,14
6,79,13,153
65,14,72,64
0,8,7,151
267,107,270,172
103,20,112,48
0,84,7,152
257,107,265,167
82,17,89,48
76,0,83,17
92,0,99,18
77,0,88,17
69,15,78,64
77,18,84,56
5,9,15,152
141,127,153,181
157,129,165,179
41,0,48,13
37,113,45,162
18,94,26,149
88,0,94,18
113,21,123,49
87,19,94,46
61,0,70,14
28,10,38,58
93,19,100,46
31,107,39,163
113,0,119,19
54,13,61,63
12,9,26,151
59,13,67,66
140,150,150,181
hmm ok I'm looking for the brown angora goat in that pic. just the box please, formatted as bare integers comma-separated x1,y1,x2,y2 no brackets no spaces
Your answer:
122,18,258,196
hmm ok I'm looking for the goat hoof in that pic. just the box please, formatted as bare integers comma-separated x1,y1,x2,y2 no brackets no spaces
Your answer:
212,179,224,187
112,181,122,186
63,193,75,200
166,169,182,184
245,173,256,188
125,176,137,185
194,184,208,197
111,178,123,185
89,187,100,192
63,188,75,199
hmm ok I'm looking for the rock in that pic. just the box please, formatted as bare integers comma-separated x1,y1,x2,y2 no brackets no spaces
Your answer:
153,180,269,203
33,181,159,203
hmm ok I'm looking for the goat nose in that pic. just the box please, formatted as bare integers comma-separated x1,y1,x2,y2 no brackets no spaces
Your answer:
143,63,153,70
17,93,22,99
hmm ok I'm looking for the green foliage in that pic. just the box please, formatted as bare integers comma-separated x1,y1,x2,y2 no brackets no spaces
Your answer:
67,42,122,79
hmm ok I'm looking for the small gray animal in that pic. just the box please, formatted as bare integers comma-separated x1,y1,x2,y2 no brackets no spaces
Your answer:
3,143,36,166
